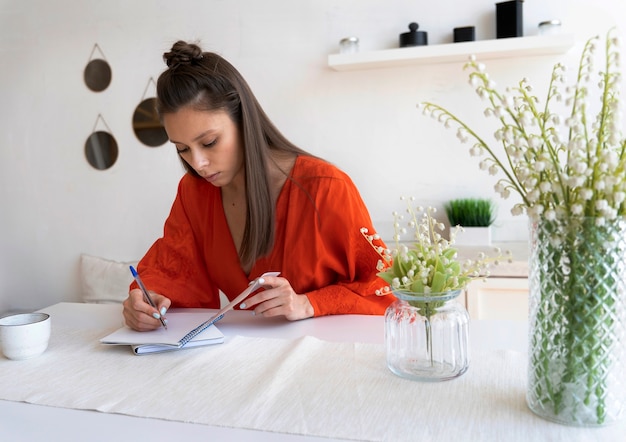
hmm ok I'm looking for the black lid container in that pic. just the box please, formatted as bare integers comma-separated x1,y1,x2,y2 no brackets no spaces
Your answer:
454,26,476,43
496,0,524,38
400,22,428,47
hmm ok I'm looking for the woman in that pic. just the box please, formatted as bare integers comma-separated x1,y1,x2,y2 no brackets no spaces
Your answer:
123,41,392,331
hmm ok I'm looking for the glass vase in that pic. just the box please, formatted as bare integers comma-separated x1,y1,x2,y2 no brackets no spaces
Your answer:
384,289,469,381
527,216,626,426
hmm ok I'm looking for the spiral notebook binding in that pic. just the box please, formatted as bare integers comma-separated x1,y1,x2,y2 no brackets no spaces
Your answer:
175,272,278,348
179,314,224,347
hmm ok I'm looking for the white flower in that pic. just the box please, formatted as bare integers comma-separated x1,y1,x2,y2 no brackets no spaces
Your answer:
527,189,540,203
511,205,524,216
420,29,625,221
470,145,483,157
457,128,469,143
540,182,552,193
568,176,585,187
581,189,594,200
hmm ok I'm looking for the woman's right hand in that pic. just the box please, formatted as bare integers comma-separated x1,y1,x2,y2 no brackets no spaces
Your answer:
122,288,172,331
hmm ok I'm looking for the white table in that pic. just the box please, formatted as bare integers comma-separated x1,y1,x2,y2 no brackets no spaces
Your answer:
0,303,623,441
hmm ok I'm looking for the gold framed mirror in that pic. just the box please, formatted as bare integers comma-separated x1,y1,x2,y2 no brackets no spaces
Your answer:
132,97,167,147
84,59,112,92
85,131,118,170
84,44,111,92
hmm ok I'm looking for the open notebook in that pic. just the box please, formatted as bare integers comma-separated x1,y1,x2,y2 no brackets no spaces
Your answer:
100,272,279,355
100,311,225,355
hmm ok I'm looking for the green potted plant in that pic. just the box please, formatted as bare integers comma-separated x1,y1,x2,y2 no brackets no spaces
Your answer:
444,198,496,246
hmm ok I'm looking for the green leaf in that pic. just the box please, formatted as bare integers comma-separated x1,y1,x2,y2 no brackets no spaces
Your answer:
448,261,461,277
377,271,395,285
444,198,496,227
431,271,446,292
392,254,407,276
435,259,445,274
410,279,425,293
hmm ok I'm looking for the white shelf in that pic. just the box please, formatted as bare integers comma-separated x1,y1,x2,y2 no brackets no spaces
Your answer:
328,34,576,71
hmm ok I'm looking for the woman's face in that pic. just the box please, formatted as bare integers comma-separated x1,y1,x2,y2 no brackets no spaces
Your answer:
163,106,244,188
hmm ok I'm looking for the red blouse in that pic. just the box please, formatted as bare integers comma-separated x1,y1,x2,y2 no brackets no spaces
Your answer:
132,155,393,316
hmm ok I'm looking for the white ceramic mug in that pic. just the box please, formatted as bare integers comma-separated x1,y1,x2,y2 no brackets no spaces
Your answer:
0,313,51,360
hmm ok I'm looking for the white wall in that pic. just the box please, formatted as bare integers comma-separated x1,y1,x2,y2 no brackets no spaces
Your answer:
0,0,620,313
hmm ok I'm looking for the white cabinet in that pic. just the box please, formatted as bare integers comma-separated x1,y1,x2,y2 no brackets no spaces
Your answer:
465,278,529,321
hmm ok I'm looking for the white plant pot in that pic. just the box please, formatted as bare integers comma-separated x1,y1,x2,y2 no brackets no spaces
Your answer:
454,226,492,246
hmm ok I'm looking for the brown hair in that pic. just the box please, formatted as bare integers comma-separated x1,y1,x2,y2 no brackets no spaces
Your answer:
156,40,312,270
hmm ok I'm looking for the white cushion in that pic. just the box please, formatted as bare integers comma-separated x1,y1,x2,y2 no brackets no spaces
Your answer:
80,254,139,304
79,254,231,307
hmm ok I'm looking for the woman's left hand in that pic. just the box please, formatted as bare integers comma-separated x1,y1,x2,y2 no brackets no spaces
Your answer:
239,275,314,320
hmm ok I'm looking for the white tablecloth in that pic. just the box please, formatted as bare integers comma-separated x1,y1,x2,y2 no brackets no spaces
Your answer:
1,316,624,441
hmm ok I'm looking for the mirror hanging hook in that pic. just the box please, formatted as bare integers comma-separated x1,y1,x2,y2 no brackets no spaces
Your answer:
92,113,113,135
87,43,107,63
141,77,157,101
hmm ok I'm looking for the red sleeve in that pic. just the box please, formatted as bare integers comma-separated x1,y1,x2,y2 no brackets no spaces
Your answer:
129,177,220,308
281,162,393,316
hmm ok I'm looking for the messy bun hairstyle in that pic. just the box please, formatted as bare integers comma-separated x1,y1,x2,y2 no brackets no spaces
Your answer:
156,40,311,270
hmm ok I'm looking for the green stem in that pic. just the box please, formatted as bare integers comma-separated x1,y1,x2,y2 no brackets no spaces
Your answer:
531,217,623,424
425,315,433,367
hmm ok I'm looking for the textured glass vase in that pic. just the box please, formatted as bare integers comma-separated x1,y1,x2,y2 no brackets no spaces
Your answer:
527,217,626,426
384,290,469,382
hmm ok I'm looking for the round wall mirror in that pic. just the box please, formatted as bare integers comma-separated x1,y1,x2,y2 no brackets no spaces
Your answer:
132,97,168,147
85,131,118,170
84,59,112,92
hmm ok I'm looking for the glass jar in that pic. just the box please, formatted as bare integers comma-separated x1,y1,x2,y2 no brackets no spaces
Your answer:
526,216,626,426
385,289,469,382
538,20,561,36
339,37,359,54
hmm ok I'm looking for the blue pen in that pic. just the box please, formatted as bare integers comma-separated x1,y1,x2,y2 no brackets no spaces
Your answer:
130,266,167,330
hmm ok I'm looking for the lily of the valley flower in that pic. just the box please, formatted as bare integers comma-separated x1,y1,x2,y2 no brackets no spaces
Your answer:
362,197,510,295
420,29,625,226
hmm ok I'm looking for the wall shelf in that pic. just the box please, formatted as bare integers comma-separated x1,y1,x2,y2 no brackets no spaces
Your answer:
327,34,576,71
